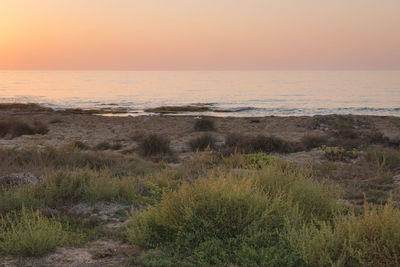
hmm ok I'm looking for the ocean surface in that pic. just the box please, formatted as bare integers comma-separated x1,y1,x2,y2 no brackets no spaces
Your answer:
1,71,399,117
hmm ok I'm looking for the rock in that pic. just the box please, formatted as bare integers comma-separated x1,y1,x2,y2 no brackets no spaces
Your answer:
0,172,45,188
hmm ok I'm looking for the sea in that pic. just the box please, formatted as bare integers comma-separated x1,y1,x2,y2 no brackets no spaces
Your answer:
0,71,399,117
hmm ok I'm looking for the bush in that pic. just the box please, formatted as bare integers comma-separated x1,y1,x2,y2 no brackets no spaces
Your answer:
225,133,302,154
0,120,48,138
138,134,171,157
285,200,400,266
126,161,341,266
188,134,216,151
365,148,400,171
0,207,71,257
320,145,358,162
127,174,304,266
223,152,272,169
193,118,215,131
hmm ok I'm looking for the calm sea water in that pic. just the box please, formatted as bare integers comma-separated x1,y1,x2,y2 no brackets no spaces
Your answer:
0,71,399,117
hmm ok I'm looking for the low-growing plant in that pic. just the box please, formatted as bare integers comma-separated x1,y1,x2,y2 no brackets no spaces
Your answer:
0,170,149,214
320,145,358,161
193,118,215,131
225,133,302,154
223,152,272,169
284,199,400,266
0,207,72,257
0,147,161,175
365,148,400,171
138,134,171,157
188,134,216,151
126,161,341,266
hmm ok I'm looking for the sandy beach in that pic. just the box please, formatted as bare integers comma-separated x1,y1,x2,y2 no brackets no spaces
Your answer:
1,104,400,158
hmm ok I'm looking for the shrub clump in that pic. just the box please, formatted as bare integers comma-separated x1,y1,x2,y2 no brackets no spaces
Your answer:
0,207,71,257
285,200,400,266
0,120,49,139
365,148,400,171
189,134,216,151
225,133,302,154
193,118,215,131
138,134,171,157
127,175,304,266
127,162,339,266
320,145,358,162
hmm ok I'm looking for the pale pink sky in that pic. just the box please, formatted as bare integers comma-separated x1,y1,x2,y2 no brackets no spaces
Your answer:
1,0,400,70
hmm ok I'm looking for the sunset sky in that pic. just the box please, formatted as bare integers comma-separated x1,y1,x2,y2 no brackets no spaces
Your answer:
1,0,400,70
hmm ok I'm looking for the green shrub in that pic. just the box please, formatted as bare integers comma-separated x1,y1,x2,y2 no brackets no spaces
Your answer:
127,171,309,266
223,152,272,169
188,134,216,151
193,118,215,131
365,148,400,171
320,145,358,161
253,161,341,222
242,153,271,169
0,184,51,214
138,134,171,157
0,171,146,213
285,200,400,266
0,207,72,257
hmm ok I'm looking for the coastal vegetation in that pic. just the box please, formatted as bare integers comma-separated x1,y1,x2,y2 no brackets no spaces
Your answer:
1,105,400,265
0,145,400,266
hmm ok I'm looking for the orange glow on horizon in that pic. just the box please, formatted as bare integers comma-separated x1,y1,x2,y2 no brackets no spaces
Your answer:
1,0,400,70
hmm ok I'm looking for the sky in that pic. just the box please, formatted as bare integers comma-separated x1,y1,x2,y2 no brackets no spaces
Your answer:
1,0,400,70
